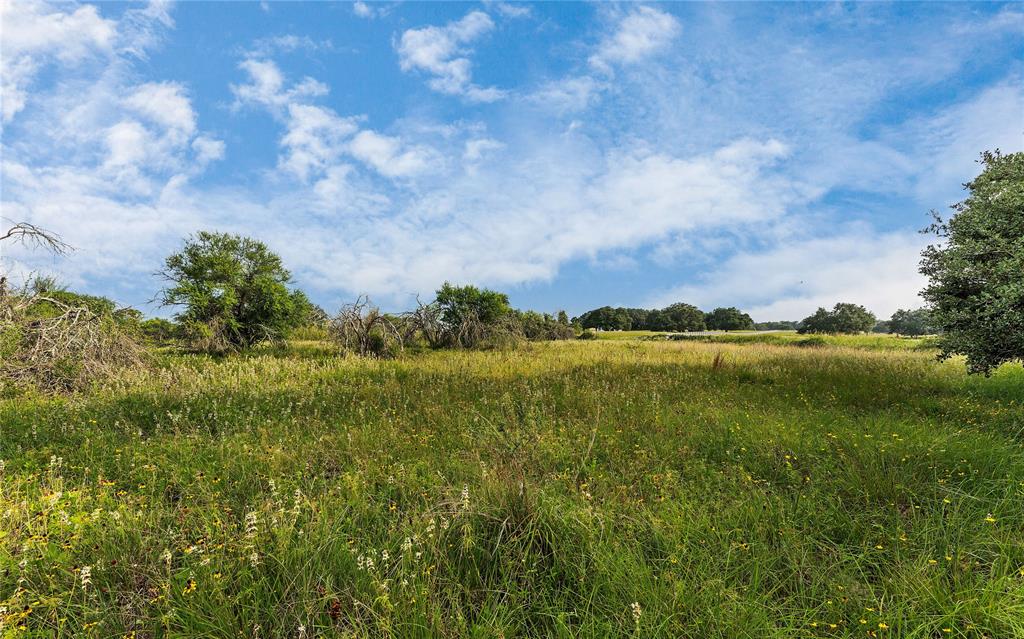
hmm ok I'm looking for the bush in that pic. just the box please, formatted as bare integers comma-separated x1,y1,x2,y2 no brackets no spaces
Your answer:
431,283,520,349
330,296,404,358
0,289,145,392
139,318,178,344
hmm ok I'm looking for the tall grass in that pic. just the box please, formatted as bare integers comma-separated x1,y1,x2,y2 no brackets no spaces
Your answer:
1,339,1022,637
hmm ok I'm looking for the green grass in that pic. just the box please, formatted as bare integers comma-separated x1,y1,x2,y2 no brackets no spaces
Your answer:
2,339,1023,637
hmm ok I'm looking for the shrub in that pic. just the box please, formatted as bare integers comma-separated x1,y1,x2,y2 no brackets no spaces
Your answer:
330,296,404,358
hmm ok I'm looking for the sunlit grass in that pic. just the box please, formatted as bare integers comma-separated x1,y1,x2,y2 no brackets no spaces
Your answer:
1,339,1022,637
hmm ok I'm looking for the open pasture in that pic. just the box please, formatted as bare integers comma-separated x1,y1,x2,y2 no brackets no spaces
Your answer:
2,337,1023,637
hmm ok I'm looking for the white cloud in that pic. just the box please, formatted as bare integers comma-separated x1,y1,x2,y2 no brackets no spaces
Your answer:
907,79,1024,205
463,138,504,162
0,1,116,122
231,58,328,112
123,82,196,140
192,136,226,167
493,3,532,19
526,76,604,114
396,10,506,102
353,2,374,18
349,130,437,178
650,228,929,321
589,6,680,72
279,104,360,181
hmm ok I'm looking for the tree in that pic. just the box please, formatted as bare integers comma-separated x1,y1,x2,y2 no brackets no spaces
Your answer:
158,232,307,351
658,302,706,332
754,320,799,331
920,151,1024,374
433,283,517,348
798,303,876,334
704,307,755,331
435,283,511,328
888,308,934,336
798,308,834,334
575,306,631,331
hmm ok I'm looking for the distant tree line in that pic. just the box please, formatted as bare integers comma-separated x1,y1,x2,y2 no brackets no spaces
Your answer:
574,304,754,332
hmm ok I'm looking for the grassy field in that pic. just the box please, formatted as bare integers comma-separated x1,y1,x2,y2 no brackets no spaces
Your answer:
2,336,1023,637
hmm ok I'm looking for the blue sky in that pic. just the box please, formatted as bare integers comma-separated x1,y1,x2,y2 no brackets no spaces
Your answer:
2,1,1022,320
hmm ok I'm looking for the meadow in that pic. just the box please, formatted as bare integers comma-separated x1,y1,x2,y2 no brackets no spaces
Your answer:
2,336,1023,638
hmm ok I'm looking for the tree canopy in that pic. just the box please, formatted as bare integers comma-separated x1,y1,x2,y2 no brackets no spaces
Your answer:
705,307,755,331
798,303,876,334
888,308,934,336
920,150,1024,374
158,231,308,350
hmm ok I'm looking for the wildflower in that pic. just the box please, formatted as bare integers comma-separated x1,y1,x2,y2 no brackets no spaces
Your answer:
245,511,259,538
879,622,889,629
183,579,196,595
80,565,93,590
630,601,642,626
461,485,470,510
249,552,260,567
984,513,996,524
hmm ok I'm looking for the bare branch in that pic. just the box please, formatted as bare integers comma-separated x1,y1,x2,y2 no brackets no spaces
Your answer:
0,221,73,255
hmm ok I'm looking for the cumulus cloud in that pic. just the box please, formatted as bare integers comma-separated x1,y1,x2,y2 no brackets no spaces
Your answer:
589,6,680,72
396,10,506,102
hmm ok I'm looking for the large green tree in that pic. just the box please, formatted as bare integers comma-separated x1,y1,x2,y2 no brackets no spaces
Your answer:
888,308,934,336
158,232,308,350
920,151,1024,374
656,302,706,332
705,307,755,331
798,303,876,334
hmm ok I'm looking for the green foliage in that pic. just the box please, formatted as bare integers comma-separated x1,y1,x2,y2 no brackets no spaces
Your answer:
139,317,178,344
704,306,755,331
158,232,308,351
921,151,1024,375
798,303,877,334
754,321,799,331
575,302,708,332
888,308,935,336
574,305,632,331
435,282,511,328
652,302,706,332
515,310,575,340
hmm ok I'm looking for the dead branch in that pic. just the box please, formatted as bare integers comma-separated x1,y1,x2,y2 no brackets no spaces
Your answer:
0,221,72,255
330,295,404,358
